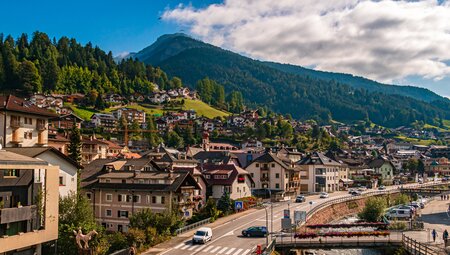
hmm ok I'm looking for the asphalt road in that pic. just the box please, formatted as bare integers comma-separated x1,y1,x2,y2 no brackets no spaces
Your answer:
156,181,441,255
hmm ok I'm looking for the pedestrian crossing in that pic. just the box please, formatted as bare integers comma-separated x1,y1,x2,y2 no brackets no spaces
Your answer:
174,243,251,255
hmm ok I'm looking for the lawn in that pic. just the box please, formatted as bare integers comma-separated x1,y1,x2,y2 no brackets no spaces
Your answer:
395,135,438,146
182,99,229,119
65,103,98,121
104,104,165,117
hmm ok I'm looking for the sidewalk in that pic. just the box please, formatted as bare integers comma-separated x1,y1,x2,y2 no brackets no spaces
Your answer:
403,198,450,253
142,208,260,255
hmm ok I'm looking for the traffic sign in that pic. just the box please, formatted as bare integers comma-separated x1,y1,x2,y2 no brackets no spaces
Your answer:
294,210,306,223
235,201,243,210
284,209,290,219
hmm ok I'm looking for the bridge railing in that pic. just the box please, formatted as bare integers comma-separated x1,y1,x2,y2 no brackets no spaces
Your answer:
402,233,442,255
306,182,444,221
175,217,211,235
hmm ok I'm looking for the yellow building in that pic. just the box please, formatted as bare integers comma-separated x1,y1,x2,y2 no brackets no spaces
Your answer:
0,149,59,255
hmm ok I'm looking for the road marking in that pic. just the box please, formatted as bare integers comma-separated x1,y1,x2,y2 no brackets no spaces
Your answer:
241,249,251,255
175,243,184,249
188,245,197,250
232,248,243,255
217,247,228,254
210,246,221,253
181,244,191,250
203,246,214,252
225,248,236,254
194,245,205,252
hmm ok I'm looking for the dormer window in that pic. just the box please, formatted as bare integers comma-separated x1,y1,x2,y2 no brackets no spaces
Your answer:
125,165,133,171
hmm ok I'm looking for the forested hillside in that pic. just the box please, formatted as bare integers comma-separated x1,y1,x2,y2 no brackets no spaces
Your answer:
134,35,450,127
0,32,180,96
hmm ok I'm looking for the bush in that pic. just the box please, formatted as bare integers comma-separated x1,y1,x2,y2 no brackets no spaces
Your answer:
388,221,407,231
358,197,387,222
393,194,410,206
126,228,146,249
107,232,128,253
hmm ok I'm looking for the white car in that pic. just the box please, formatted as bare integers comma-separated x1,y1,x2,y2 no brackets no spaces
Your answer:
319,192,329,198
192,227,212,244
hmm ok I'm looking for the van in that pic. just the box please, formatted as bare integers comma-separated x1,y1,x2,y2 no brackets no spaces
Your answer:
192,227,212,244
386,208,412,219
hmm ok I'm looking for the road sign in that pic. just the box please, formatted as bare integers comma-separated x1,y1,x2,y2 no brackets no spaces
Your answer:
284,209,290,219
281,218,292,230
235,201,243,210
294,210,306,223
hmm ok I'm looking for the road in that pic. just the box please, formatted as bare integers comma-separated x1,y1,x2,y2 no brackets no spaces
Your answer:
152,181,441,255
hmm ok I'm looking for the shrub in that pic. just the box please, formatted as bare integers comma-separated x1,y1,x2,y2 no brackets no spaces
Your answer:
358,197,387,222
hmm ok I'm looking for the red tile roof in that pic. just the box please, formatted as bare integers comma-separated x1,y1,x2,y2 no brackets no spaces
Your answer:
0,95,58,117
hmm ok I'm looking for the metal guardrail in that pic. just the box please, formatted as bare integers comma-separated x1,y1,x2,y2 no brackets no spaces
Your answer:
175,217,211,235
402,233,442,255
306,182,443,220
109,248,129,255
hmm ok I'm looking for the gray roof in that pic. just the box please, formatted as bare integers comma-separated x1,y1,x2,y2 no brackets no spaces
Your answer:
5,147,82,169
0,150,47,166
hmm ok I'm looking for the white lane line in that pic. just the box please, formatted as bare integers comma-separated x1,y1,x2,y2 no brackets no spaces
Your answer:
241,249,251,255
232,248,243,255
175,243,184,249
195,245,205,252
217,247,228,254
210,246,221,253
203,246,214,252
181,244,191,250
225,248,235,254
188,245,197,250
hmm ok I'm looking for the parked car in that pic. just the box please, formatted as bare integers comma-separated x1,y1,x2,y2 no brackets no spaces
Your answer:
378,185,386,190
295,195,306,203
319,192,329,198
348,189,355,194
241,226,268,237
410,201,424,209
351,190,362,196
192,227,213,244
386,208,412,219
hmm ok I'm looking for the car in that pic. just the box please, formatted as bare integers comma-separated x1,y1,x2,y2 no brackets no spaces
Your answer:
295,195,306,203
348,189,355,194
319,192,329,198
378,185,386,190
241,226,268,237
192,227,212,244
351,190,361,196
386,208,412,219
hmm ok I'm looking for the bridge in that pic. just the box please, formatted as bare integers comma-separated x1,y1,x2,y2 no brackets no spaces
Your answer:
400,187,450,196
273,233,443,255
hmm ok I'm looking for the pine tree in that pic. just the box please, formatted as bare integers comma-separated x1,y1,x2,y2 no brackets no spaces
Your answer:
18,60,42,93
94,94,105,110
68,125,82,165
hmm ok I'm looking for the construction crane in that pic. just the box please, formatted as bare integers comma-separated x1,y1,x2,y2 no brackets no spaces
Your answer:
118,124,159,146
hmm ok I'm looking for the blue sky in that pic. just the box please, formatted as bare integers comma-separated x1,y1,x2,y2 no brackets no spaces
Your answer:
1,0,449,98
0,0,219,54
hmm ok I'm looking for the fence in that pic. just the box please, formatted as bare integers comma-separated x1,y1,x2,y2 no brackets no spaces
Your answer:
175,217,211,235
306,182,443,221
402,233,442,255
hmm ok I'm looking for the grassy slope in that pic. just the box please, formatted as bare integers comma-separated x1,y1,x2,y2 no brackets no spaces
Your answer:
182,99,229,118
104,104,165,116
395,135,438,146
65,103,97,120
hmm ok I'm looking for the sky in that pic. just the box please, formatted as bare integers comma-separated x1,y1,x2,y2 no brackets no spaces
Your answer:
1,0,449,98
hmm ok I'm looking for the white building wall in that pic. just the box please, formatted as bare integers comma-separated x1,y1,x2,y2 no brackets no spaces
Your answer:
37,152,78,197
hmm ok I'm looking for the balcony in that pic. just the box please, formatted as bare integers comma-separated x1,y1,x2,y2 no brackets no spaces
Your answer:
10,132,24,144
260,177,270,182
36,123,47,131
260,166,270,171
0,205,37,224
10,120,23,129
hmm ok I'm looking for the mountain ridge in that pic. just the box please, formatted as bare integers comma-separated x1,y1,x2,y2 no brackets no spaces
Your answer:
129,33,450,127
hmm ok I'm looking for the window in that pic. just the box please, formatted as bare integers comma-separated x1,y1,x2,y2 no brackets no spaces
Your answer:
256,163,259,167
122,179,126,183
106,209,112,217
105,179,111,183
118,194,126,202
275,173,280,179
147,195,151,204
250,173,254,177
3,169,19,177
118,210,129,218
126,195,132,202
24,117,32,125
24,131,32,139
86,192,92,200
138,179,144,184
205,175,210,179
152,196,156,203
133,195,140,203
161,196,165,204
106,194,113,202
275,183,280,189
271,163,275,168
59,176,65,186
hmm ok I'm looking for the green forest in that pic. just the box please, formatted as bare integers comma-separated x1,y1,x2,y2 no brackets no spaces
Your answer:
138,35,450,128
0,32,182,96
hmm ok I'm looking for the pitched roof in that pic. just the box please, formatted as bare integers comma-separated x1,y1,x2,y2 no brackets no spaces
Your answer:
202,164,252,186
297,152,341,166
4,146,82,169
0,95,58,117
251,153,292,169
0,150,47,165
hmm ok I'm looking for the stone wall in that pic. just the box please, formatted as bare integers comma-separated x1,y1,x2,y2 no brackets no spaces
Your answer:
301,193,399,230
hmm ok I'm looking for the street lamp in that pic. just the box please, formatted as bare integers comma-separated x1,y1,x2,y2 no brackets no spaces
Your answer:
265,188,273,242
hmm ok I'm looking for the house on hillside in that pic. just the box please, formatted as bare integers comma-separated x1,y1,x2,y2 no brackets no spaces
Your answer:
367,157,395,184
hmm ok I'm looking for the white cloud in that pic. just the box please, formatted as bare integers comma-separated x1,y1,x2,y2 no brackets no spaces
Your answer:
163,0,450,86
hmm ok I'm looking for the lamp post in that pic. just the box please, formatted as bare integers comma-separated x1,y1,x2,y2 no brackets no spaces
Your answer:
265,188,273,242
264,206,269,247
